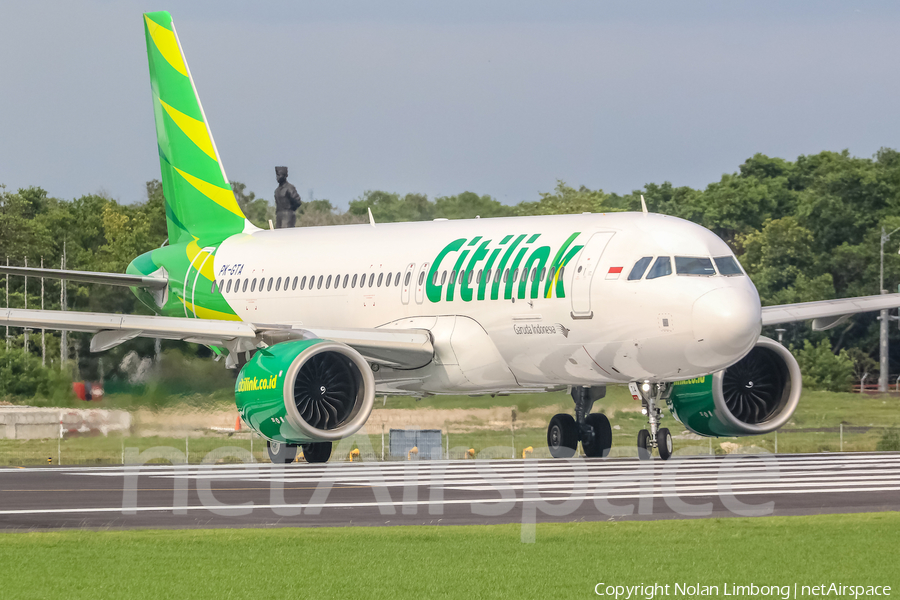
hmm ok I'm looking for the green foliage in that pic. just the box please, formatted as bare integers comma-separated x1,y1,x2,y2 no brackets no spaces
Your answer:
516,181,616,216
793,339,854,392
0,344,72,403
876,428,900,451
231,181,273,229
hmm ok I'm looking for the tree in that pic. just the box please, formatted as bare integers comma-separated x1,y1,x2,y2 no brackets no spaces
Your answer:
516,181,616,216
231,181,273,228
793,339,854,392
846,347,878,392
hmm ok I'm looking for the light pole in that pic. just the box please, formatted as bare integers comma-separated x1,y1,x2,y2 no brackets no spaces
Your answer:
879,226,900,392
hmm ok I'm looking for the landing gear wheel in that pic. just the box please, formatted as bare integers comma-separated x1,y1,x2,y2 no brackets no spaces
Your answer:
637,429,651,460
547,414,578,458
267,440,298,464
581,413,612,458
657,428,673,461
302,441,333,463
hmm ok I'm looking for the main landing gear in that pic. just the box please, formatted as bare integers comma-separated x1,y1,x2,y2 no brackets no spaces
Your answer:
266,440,333,464
630,382,673,460
547,386,612,458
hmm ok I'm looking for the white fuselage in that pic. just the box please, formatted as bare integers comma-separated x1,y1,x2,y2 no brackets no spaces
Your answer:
212,212,762,395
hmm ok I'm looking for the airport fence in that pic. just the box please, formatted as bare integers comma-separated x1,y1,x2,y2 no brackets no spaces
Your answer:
0,422,898,466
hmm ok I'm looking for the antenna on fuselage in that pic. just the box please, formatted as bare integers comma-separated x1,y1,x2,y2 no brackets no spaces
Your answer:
368,207,376,228
640,194,649,215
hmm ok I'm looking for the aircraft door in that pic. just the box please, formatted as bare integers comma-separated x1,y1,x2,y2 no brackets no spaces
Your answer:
569,232,614,319
401,262,415,305
415,262,430,304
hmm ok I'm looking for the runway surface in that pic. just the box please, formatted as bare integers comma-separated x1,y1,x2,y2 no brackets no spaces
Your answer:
1,452,898,531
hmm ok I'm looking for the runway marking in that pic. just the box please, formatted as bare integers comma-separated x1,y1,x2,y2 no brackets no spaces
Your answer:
0,453,897,518
5,451,899,475
0,485,898,517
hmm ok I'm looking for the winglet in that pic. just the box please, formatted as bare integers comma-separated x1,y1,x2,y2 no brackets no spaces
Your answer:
640,195,649,215
368,207,376,227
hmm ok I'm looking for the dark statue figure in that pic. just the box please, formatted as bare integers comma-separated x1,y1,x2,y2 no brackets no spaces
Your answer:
274,166,302,228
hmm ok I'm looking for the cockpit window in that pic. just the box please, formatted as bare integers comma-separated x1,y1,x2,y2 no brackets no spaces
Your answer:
714,256,743,276
627,257,653,281
646,256,672,279
675,256,716,276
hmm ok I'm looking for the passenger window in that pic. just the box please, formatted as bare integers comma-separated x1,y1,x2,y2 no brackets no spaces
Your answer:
714,256,743,276
368,273,375,287
360,272,366,286
513,268,519,282
395,272,401,286
275,277,282,291
326,275,332,289
405,272,412,286
559,266,565,278
317,276,323,289
226,279,233,293
628,257,653,281
292,276,298,290
541,268,546,281
503,269,509,283
377,273,383,287
449,270,456,285
420,272,426,286
441,271,447,285
432,272,438,285
646,257,672,279
468,270,473,284
242,279,249,293
300,276,306,290
234,278,241,292
218,279,225,291
352,274,358,288
477,269,483,283
343,274,349,288
675,256,716,276
211,281,217,294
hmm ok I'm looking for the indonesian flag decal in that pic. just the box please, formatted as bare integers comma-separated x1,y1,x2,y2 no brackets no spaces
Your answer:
606,266,623,280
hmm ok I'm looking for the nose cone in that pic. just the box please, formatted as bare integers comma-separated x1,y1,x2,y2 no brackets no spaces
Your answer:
691,286,761,367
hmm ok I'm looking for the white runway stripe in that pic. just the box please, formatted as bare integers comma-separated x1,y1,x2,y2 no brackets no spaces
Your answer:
0,485,898,517
0,452,897,517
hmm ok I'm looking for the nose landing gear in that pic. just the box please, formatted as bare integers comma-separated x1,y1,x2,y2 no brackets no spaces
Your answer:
630,381,673,460
546,386,612,458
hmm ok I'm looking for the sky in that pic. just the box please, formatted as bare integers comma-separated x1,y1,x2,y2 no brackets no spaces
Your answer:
1,1,899,209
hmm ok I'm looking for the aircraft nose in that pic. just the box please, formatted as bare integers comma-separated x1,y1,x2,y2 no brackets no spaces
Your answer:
691,286,761,364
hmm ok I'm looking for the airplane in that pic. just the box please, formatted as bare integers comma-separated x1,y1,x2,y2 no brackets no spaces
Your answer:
3,10,900,463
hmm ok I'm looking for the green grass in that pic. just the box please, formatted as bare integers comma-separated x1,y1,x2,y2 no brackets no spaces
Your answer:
0,513,897,599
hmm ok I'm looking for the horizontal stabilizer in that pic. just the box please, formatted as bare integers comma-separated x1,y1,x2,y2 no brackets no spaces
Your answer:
0,265,168,290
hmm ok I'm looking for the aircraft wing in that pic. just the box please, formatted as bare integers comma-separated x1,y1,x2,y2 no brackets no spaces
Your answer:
0,308,433,369
0,265,168,289
761,292,900,330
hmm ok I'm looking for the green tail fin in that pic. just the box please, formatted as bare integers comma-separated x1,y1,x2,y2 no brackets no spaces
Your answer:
144,11,252,245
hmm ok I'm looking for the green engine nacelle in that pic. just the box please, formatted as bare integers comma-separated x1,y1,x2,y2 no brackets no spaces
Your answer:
235,339,375,444
666,337,802,437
